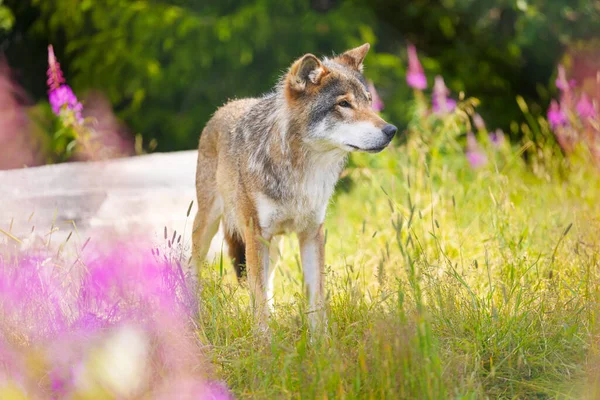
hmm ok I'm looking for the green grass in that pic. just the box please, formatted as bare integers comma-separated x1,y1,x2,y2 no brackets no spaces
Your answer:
196,127,600,399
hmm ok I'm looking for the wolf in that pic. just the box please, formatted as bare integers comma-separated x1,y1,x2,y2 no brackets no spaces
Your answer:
192,43,396,326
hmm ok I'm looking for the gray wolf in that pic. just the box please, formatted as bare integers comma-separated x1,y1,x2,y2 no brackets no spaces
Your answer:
192,43,396,327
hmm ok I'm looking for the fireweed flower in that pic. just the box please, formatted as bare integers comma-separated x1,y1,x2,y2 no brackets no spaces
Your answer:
47,45,64,90
473,113,486,131
367,81,384,112
47,45,83,124
489,129,505,147
0,243,233,398
406,44,427,90
576,93,596,119
49,86,84,117
432,75,456,114
548,99,567,129
466,132,487,168
555,64,577,111
555,65,576,92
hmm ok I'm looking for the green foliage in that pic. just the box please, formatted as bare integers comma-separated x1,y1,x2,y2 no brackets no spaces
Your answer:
2,0,599,152
0,0,14,31
26,0,394,150
366,0,600,130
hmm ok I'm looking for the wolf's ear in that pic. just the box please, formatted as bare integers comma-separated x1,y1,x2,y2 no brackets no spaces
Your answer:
334,43,370,72
288,54,327,92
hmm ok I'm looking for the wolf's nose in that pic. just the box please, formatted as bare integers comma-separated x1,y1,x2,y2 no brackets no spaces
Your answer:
382,124,397,139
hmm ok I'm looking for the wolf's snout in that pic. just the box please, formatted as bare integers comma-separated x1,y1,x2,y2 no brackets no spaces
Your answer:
382,124,397,139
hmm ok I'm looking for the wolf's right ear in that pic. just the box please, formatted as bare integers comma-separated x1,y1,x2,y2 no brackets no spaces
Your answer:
288,54,328,92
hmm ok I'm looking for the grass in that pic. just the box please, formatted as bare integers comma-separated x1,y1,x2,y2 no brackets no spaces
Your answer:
2,104,599,399
196,128,600,399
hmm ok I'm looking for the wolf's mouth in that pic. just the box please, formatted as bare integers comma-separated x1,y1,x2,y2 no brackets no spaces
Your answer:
346,144,387,153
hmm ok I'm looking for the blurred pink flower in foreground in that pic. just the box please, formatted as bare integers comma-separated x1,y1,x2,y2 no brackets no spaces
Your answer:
406,44,427,90
367,80,384,112
0,60,43,170
432,75,456,114
0,241,232,399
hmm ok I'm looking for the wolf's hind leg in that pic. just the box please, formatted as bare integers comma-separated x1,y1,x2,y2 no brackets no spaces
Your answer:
191,200,221,264
191,150,222,270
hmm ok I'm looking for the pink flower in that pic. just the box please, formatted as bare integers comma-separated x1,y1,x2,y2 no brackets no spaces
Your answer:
489,129,505,147
466,132,487,169
367,81,384,112
47,45,84,124
0,242,215,397
49,85,83,118
406,44,427,90
473,113,486,131
47,45,65,91
547,99,567,129
432,76,456,114
576,93,596,119
467,151,488,169
555,65,576,92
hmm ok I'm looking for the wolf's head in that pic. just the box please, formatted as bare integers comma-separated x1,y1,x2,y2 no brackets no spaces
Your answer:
284,43,397,154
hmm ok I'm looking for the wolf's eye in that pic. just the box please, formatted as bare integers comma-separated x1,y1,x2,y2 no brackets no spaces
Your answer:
338,100,351,108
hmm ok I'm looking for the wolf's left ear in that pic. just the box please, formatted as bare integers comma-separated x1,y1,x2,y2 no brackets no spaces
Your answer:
334,43,370,72
288,54,327,92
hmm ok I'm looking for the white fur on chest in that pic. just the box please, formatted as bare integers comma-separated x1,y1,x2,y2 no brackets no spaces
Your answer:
254,151,344,236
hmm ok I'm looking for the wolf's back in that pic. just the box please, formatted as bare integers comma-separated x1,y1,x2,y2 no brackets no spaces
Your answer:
199,98,259,152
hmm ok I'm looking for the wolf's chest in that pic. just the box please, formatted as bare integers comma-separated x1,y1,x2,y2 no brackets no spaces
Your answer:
254,174,336,236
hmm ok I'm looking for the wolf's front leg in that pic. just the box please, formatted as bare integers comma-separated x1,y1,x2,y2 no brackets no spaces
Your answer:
245,219,271,328
299,225,326,329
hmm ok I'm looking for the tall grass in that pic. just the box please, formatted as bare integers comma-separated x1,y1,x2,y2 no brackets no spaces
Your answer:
198,104,600,399
2,94,598,398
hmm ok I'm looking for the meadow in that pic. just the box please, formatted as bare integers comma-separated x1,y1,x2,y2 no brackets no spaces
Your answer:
197,106,600,399
2,43,600,399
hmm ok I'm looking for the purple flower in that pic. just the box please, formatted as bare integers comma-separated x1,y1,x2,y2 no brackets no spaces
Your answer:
47,45,65,91
576,93,596,119
489,129,505,147
432,97,456,114
466,132,487,169
47,45,84,124
406,44,427,90
432,75,456,114
466,150,488,169
367,80,384,112
555,65,576,92
473,113,486,131
49,85,83,121
0,242,211,397
205,381,235,400
547,99,567,129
